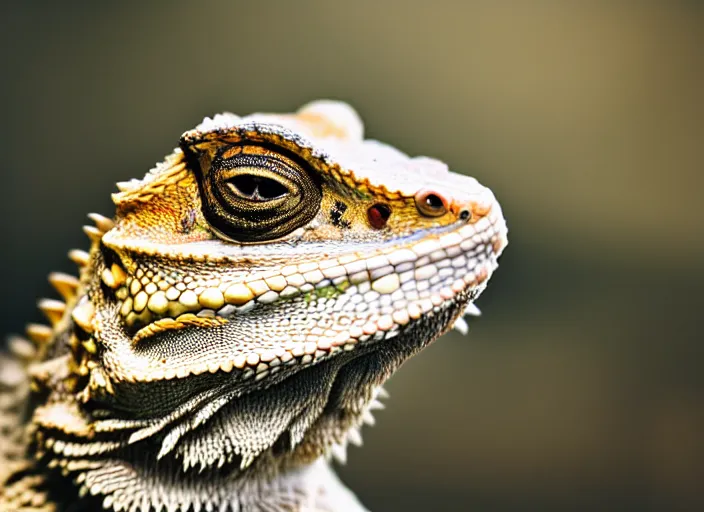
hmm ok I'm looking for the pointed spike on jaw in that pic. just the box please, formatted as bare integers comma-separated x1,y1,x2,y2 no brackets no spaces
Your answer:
8,335,37,360
111,264,127,286
239,454,256,471
362,410,376,426
83,225,104,243
71,299,95,334
48,272,80,302
82,338,97,355
330,443,348,465
101,264,127,289
452,317,469,335
0,355,25,388
26,324,53,345
38,299,66,326
68,249,91,268
464,303,481,317
368,399,386,411
375,387,389,400
347,427,363,447
87,213,115,233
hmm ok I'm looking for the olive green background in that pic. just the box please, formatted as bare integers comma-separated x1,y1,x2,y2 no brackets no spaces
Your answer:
1,2,702,511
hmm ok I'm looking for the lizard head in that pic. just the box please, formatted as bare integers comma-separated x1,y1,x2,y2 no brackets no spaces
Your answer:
46,101,507,490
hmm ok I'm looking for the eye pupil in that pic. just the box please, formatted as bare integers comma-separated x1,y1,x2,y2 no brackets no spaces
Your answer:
231,175,258,196
257,177,287,200
425,194,443,209
229,175,288,201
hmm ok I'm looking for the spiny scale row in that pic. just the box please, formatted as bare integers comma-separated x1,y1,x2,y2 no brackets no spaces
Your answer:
23,214,111,362
11,244,90,362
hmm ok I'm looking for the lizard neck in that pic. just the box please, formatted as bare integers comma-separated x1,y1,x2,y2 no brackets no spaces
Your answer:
46,456,367,512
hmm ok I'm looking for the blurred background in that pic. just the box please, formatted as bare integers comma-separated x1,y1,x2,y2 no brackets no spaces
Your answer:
1,2,702,510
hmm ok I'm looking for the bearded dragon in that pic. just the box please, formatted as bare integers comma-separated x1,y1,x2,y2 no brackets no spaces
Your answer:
0,101,508,512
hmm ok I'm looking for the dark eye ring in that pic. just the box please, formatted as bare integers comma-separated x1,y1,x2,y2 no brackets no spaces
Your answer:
199,145,322,242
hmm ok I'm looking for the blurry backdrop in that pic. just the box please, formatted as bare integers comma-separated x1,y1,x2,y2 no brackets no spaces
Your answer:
1,2,702,511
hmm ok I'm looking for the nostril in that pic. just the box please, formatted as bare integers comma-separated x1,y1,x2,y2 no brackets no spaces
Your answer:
459,209,471,222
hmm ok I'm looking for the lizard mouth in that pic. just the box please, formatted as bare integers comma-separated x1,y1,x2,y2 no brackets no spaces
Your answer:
100,205,507,384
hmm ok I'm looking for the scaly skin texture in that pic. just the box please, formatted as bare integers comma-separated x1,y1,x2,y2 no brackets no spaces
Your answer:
0,101,508,512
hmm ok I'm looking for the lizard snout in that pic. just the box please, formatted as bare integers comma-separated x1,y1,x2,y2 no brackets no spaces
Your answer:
415,185,495,224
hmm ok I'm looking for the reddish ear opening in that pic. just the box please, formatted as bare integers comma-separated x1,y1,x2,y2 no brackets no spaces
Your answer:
367,203,392,229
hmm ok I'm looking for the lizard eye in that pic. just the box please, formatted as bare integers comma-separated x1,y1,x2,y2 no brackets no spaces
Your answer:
415,189,448,217
201,145,322,242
